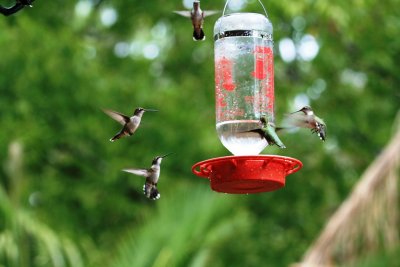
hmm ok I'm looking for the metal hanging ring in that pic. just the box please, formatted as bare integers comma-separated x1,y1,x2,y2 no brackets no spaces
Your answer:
222,0,269,18
218,0,270,38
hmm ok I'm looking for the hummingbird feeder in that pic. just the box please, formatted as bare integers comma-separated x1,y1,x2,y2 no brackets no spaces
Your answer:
192,0,302,194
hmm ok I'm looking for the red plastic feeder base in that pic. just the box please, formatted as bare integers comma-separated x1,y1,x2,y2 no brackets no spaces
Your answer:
192,155,302,194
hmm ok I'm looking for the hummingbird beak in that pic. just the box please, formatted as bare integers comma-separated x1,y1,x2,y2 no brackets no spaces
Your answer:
290,109,301,114
144,109,158,112
161,152,174,158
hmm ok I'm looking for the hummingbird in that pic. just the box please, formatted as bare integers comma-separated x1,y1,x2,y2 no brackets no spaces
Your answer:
122,153,173,200
0,0,33,16
174,1,219,41
103,107,158,142
245,116,286,149
287,106,327,141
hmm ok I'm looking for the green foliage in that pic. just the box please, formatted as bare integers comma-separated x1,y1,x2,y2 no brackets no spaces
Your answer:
0,181,83,267
0,0,399,266
109,186,251,267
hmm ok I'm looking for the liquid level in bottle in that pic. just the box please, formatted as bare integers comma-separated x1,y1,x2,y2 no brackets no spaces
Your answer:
216,120,268,156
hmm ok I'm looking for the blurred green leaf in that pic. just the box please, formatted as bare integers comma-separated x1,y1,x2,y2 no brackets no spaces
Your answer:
1,0,399,266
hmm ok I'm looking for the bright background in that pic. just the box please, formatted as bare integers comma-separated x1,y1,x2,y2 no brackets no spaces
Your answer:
0,0,399,266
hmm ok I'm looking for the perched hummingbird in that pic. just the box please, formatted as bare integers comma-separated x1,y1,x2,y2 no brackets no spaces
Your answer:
0,0,33,16
122,153,173,200
288,106,327,141
245,116,286,149
103,107,157,142
174,1,219,41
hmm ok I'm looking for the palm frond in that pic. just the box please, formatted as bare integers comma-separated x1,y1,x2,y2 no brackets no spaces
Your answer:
295,124,400,267
109,185,251,267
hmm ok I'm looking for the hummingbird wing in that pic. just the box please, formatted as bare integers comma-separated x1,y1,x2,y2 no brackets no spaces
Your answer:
275,126,296,132
283,113,314,129
173,10,192,17
203,10,219,17
247,129,264,138
240,129,264,139
122,168,150,177
103,109,130,125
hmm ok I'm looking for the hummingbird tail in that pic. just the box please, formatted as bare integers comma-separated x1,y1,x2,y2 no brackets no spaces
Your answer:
275,126,294,132
270,134,286,149
277,143,286,149
110,136,119,142
193,29,205,41
110,132,126,142
143,184,160,200
150,188,160,200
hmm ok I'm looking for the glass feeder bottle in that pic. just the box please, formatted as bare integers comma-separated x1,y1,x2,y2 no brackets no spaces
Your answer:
192,4,303,195
214,12,274,155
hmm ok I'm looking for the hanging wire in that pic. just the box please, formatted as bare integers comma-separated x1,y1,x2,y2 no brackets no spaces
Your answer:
222,0,269,18
216,0,271,39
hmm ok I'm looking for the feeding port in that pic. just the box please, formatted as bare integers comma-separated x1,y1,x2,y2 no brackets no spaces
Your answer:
192,155,302,194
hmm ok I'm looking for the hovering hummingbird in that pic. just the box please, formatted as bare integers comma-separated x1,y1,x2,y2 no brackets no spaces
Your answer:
287,106,327,141
0,0,33,16
245,116,286,149
103,107,158,142
174,1,219,41
122,153,173,200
